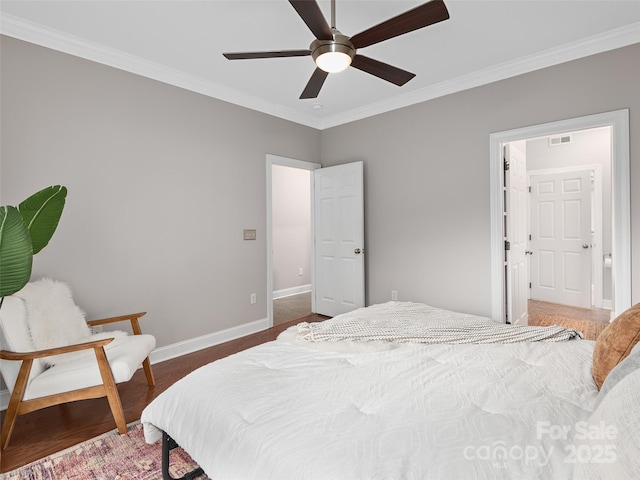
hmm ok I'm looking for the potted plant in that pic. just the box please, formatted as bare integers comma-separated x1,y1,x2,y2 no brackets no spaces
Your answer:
0,185,67,306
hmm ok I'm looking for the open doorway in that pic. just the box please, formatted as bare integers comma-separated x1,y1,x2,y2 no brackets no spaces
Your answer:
272,164,312,324
267,155,366,325
504,127,612,326
490,109,631,324
266,155,321,327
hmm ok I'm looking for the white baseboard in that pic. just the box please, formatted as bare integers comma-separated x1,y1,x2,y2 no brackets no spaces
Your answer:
273,285,312,300
148,317,269,364
0,317,269,411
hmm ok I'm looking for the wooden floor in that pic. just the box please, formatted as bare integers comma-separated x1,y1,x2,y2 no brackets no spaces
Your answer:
528,299,612,324
0,313,328,473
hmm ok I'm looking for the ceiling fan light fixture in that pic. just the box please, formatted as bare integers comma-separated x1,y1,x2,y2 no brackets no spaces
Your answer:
311,34,355,73
316,51,352,73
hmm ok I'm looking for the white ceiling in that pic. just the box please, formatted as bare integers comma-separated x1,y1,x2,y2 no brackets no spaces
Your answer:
1,1,639,130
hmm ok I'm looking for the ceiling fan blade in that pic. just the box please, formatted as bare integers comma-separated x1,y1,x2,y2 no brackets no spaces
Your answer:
223,50,311,60
350,55,415,86
289,0,333,41
300,68,329,99
350,0,449,49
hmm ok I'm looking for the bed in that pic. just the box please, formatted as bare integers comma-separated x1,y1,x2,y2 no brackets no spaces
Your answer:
141,301,640,480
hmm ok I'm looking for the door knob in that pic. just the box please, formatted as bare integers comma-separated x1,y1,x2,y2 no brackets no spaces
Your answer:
354,248,363,255
582,244,591,249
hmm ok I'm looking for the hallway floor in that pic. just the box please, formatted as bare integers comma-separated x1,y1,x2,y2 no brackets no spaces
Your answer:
273,291,312,325
528,299,611,324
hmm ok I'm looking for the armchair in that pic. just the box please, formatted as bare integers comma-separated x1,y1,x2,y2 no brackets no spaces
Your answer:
0,279,156,449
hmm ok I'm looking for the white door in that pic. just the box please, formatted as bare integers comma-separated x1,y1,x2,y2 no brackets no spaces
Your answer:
530,170,592,308
314,161,365,317
505,142,528,325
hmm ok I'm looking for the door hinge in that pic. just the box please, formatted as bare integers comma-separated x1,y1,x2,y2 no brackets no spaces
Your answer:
528,186,531,193
529,282,532,289
505,240,511,251
504,159,510,171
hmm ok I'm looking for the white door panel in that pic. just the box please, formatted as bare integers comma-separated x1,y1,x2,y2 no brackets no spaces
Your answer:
564,252,584,292
314,161,365,317
538,250,555,288
505,142,528,325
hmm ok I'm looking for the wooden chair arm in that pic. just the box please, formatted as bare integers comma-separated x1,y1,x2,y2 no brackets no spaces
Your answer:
0,338,114,361
87,312,147,336
87,312,146,327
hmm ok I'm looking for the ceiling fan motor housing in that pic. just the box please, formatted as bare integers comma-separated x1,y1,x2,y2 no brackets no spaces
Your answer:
310,32,356,72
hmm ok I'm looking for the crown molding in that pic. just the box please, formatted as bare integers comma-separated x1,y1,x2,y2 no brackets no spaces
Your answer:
318,22,640,129
0,13,323,129
2,13,638,131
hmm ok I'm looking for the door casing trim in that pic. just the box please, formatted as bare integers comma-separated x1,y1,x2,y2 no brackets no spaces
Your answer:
266,154,321,327
490,109,630,321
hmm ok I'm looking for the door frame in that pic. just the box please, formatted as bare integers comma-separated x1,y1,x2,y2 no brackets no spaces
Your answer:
266,154,321,327
490,109,630,322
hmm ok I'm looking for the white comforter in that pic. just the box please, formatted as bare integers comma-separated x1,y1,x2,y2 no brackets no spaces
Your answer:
142,332,598,479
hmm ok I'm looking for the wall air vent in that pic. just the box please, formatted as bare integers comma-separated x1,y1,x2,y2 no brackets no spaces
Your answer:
548,135,572,146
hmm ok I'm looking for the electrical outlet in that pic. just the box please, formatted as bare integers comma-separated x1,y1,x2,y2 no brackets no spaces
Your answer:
391,290,398,301
299,267,304,276
243,229,256,240
250,293,257,304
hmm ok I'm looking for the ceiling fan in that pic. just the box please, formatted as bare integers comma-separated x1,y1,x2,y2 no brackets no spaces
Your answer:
223,0,450,99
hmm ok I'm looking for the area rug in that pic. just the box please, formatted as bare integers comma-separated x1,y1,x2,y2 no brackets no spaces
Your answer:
530,315,608,341
1,422,210,480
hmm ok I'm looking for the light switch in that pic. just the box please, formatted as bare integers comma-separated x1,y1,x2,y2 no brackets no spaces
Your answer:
243,229,256,240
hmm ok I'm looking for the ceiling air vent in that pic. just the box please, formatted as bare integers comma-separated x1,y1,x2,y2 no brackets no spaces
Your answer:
549,135,572,146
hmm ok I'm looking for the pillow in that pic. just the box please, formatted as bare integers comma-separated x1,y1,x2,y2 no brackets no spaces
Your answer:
15,278,90,359
593,341,640,409
573,367,640,480
15,278,127,367
592,303,640,389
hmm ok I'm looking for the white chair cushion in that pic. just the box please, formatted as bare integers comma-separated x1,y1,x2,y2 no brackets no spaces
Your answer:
2,278,156,402
0,296,46,393
24,333,156,400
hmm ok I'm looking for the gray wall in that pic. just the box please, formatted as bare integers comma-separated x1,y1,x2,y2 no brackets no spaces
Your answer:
320,43,640,317
272,165,312,293
0,36,321,348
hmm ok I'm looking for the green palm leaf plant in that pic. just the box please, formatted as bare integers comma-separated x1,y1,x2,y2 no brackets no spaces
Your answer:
0,186,67,303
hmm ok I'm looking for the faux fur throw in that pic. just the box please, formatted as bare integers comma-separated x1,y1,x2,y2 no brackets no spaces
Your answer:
15,278,125,366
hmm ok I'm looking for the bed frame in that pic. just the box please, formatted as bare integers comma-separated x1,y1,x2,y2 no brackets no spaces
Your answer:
162,431,204,480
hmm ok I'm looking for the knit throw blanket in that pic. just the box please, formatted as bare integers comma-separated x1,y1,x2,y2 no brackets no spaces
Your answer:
296,302,583,344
